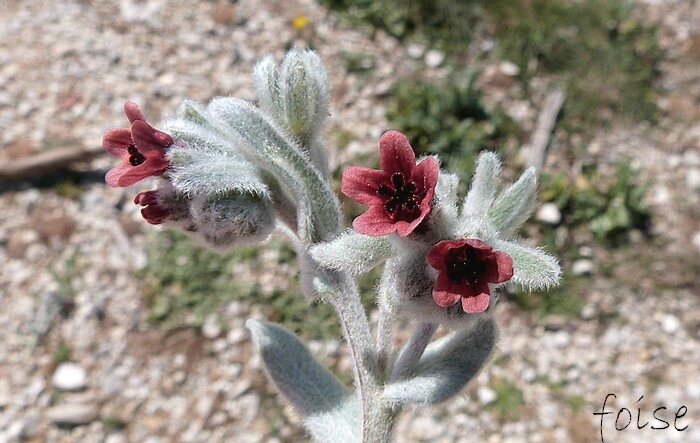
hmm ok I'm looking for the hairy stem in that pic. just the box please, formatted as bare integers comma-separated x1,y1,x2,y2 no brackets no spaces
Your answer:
323,271,379,442
375,292,394,379
390,322,437,381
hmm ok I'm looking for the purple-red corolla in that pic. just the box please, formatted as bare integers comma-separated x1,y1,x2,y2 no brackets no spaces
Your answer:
103,101,172,187
427,238,514,313
341,130,439,236
133,190,171,225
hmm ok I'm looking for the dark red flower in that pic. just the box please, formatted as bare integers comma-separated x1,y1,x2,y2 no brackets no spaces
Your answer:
134,191,171,225
341,130,439,236
103,101,173,187
427,238,513,313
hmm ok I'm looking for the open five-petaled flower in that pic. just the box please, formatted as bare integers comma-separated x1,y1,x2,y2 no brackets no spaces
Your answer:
103,101,173,187
427,238,514,313
341,130,439,236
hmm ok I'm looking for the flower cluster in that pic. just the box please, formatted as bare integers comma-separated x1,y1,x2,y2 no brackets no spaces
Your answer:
341,131,533,315
102,100,276,248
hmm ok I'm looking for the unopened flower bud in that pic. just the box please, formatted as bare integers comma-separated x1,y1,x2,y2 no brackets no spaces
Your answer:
279,49,329,144
190,192,275,250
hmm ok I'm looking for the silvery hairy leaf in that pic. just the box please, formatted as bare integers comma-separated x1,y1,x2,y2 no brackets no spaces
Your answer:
425,172,461,239
162,117,233,155
494,239,561,290
310,231,392,276
247,320,359,443
166,144,270,197
176,100,217,129
253,55,283,120
488,167,537,238
463,151,502,217
383,316,497,405
207,97,341,243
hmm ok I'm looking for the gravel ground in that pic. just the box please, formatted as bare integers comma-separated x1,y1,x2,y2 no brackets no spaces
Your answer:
0,0,698,442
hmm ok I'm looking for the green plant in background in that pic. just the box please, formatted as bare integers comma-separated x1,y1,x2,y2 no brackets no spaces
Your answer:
510,270,585,317
319,0,478,52
387,73,518,184
52,341,72,365
483,0,661,125
510,161,650,318
142,232,377,340
540,161,650,244
487,378,525,421
320,0,661,131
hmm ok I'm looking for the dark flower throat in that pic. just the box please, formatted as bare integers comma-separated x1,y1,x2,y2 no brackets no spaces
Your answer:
376,172,421,221
445,247,488,285
128,144,146,166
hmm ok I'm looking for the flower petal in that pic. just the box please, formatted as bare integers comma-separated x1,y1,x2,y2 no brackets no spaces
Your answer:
353,206,397,236
124,101,146,123
412,155,439,195
140,204,169,225
134,190,159,205
103,128,133,157
105,157,169,187
341,166,387,206
395,214,428,237
464,238,492,252
105,162,137,187
131,120,173,154
461,291,490,314
432,273,462,307
379,130,416,175
427,239,479,269
493,251,514,283
426,240,455,269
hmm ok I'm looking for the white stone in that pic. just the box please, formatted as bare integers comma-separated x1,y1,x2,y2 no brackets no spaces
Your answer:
578,245,594,258
498,61,520,76
477,386,497,405
406,43,424,59
687,168,700,190
424,49,444,68
581,303,597,320
52,363,87,391
226,327,247,345
202,315,222,339
551,331,571,348
693,231,700,252
660,314,681,335
651,185,671,205
521,367,537,383
536,203,562,225
572,259,594,276
47,403,98,426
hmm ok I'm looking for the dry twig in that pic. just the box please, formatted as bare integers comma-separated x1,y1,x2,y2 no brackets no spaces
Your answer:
0,146,104,181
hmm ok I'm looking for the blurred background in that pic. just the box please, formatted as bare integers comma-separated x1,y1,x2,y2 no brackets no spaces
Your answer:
0,0,698,441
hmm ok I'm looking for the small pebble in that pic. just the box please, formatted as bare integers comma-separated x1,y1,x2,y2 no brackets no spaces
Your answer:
660,314,681,335
572,259,594,276
424,49,444,68
477,386,497,405
47,403,98,426
406,43,424,59
536,203,562,225
52,363,87,391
